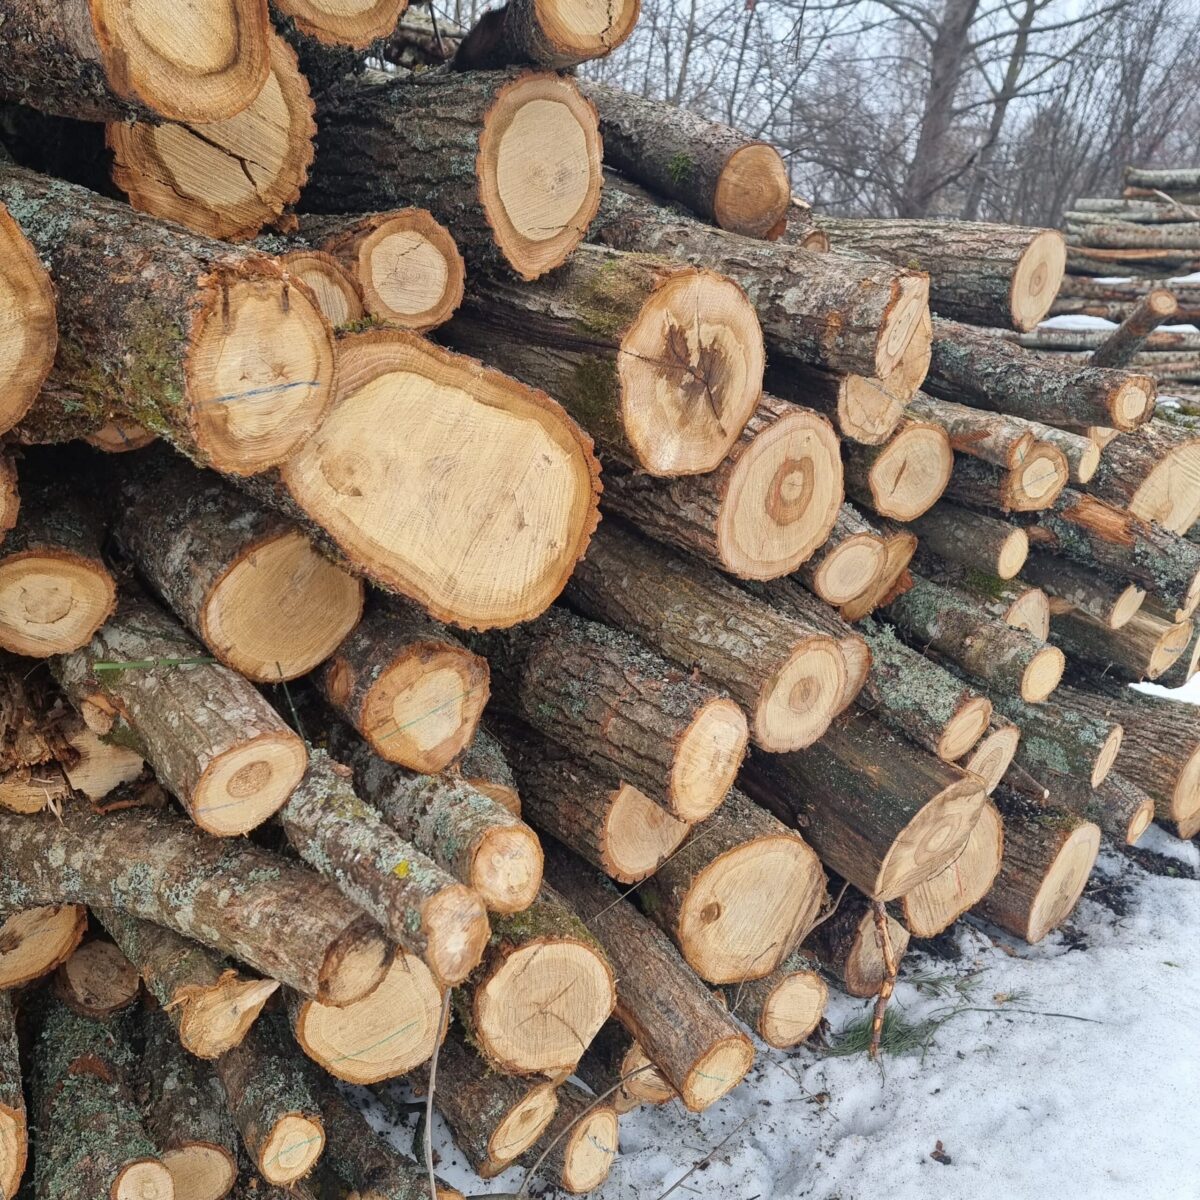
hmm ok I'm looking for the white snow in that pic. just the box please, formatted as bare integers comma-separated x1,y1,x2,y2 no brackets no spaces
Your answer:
1038,315,1118,330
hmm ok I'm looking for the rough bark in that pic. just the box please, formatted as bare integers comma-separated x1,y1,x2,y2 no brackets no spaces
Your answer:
453,0,640,68
941,441,1068,513
843,419,952,521
1072,221,1200,250
1054,605,1192,682
718,951,828,1048
1089,288,1180,368
0,994,24,1200
1021,420,1101,485
1050,771,1154,845
1021,549,1144,630
911,555,1049,636
272,0,407,48
907,391,1038,468
452,726,520,815
805,888,910,997
903,502,1029,578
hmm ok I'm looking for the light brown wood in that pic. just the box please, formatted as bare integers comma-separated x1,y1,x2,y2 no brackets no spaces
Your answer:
0,904,87,990
83,420,157,454
453,0,640,69
806,890,910,997
517,1082,618,1194
275,0,408,45
54,938,140,1018
720,953,828,1048
844,420,952,521
279,249,365,327
0,201,56,436
799,503,887,607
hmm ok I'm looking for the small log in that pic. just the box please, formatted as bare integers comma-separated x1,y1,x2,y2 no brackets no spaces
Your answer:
295,210,465,332
719,952,828,1048
927,317,1154,432
903,502,1029,578
843,419,952,521
0,0,270,123
0,457,16,536
97,909,278,1059
515,1081,619,1195
1125,165,1200,191
279,749,491,985
1023,421,1101,484
1088,417,1200,535
975,787,1100,944
85,419,158,454
53,592,308,836
574,1023,676,1113
453,726,521,815
453,0,639,68
910,557,1050,638
286,951,442,1084
765,364,908,447
0,994,25,1200
214,1015,325,1186
108,34,316,242
1090,288,1180,368
1051,771,1154,846
907,392,1038,469
0,904,86,990
743,709,987,902
251,328,602,630
140,1008,239,1200
941,443,1068,513
839,523,918,622
459,886,615,1077
275,249,365,327
116,450,363,682
637,788,825,984
0,804,391,1006
1052,606,1192,682
59,720,147,805
0,201,56,435
798,502,888,608
273,0,407,47
320,599,490,773
307,69,602,280
1022,547,1145,630
806,889,910,997
1072,221,1200,250
1155,619,1200,690
472,606,747,821
886,574,1064,702
813,217,1065,331
54,939,140,1019
566,521,848,751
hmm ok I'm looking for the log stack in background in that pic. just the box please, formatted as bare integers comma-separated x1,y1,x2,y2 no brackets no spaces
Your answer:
0,5,1198,1199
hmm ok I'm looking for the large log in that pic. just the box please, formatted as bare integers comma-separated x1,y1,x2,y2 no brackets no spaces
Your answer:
0,164,335,476
0,200,56,435
843,419,952,521
442,244,764,477
0,0,270,123
903,502,1029,578
0,904,86,991
814,216,1065,331
248,328,602,630
1088,418,1200,535
453,0,640,68
718,951,828,1048
0,804,391,1006
0,994,24,1200
306,68,602,280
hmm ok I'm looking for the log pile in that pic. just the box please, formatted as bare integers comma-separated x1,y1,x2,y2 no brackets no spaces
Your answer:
0,7,1197,1199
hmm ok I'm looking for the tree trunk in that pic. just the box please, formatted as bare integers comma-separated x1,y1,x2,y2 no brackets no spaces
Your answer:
452,726,521,815
637,788,826,984
307,68,602,280
843,419,952,521
718,951,828,1048
1021,420,1101,485
816,217,1065,331
0,804,391,1006
839,523,918,622
0,904,86,991
0,200,56,436
957,714,1021,795
805,888,910,997
927,318,1154,433
53,940,139,1020
442,244,764,477
472,605,746,823
279,749,491,985
1067,246,1200,275
0,994,25,1200
96,909,278,1059
1088,418,1200,535
514,1081,619,1195
590,181,930,380
907,391,1038,468
453,0,640,68
903,502,1029,578
1054,605,1192,682
1073,221,1200,250
0,0,270,123
941,440,1068,513
53,592,308,837
319,598,490,773
797,502,888,609
249,328,602,630
114,449,363,682
1021,549,1145,630
565,521,848,751
1090,288,1179,368
574,1022,676,1113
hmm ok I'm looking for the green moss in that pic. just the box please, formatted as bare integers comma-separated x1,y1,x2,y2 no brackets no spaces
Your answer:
565,355,623,447
667,152,694,186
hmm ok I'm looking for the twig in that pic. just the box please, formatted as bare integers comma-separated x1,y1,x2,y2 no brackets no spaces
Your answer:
653,1115,752,1200
426,989,452,1200
868,900,898,1059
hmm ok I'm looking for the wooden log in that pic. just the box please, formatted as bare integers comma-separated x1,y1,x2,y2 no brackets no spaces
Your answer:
1155,618,1200,690
1050,771,1154,846
319,599,489,773
941,441,1069,513
53,939,140,1020
442,244,764,477
108,34,315,242
957,714,1021,794
96,910,277,1059
906,391,1038,469
837,522,919,622
798,502,888,608
307,68,602,280
1072,221,1200,250
115,450,363,683
473,605,746,822
249,328,602,630
541,842,754,1111
294,210,465,332
515,1080,618,1195
1022,420,1101,485
1088,418,1200,535
719,951,828,1048
0,904,86,991
1090,288,1180,368
636,788,825,984
843,419,952,521
975,787,1100,944
0,0,270,123
337,735,542,917
453,0,639,68
910,556,1050,638
0,457,16,538
600,395,843,580
140,1008,239,1200
903,502,1029,578
813,217,1065,331
590,181,931,380
1125,166,1200,191
286,950,441,1084
764,364,907,447
1018,327,1200,353
453,726,520,815
0,994,25,1200
279,749,491,985
927,318,1155,432
214,1015,324,1186
1067,245,1200,275
54,592,308,836
805,888,910,997
0,804,391,1006
0,165,335,476
458,886,615,1077
274,249,364,327
58,719,148,807
1054,605,1192,681
574,1022,675,1113
0,201,56,436
886,573,1064,702
1021,549,1145,630
85,419,157,455
566,521,848,751
1069,196,1199,221
273,0,407,46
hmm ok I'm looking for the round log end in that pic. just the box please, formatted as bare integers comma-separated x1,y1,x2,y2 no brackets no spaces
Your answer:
1169,741,1200,826
669,699,748,822
868,422,952,522
193,730,307,836
423,884,491,987
274,0,408,46
1108,375,1156,432
813,533,886,606
1005,588,1050,641
1125,794,1154,845
755,635,846,751
203,529,364,682
0,905,87,991
294,952,443,1084
258,1112,325,1185
840,375,907,446
712,143,790,239
619,267,765,476
559,1104,618,1193
113,1158,175,1200
178,977,280,1060
619,1043,675,1105
470,821,544,914
756,969,828,1049
1149,618,1193,678
1025,821,1100,944
935,695,993,763
55,940,140,1019
1128,440,1200,534
1019,645,1065,703
535,0,641,63
995,526,1029,580
875,275,931,380
678,1034,754,1111
603,783,691,883
960,721,1020,795
0,204,57,436
1008,443,1068,512
717,404,842,580
109,33,314,240
316,914,394,1007
280,251,365,328
0,1104,25,1200
1090,724,1124,788
1073,436,1102,485
84,419,157,454
478,71,602,280
486,1080,559,1168
162,1142,238,1200
1009,231,1067,332
844,908,910,997
1109,583,1146,630
0,550,116,657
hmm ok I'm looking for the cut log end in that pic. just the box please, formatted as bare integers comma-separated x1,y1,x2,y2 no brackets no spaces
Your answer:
1073,438,1102,485
1020,645,1066,703
113,1159,175,1200
423,885,492,987
755,636,846,750
1169,742,1200,827
161,1142,238,1200
1010,231,1067,331
877,275,931,379
996,527,1029,580
193,730,308,836
752,969,828,1049
620,268,765,476
1026,822,1101,944
0,1105,24,1200
814,535,886,605
680,1035,754,1110
1005,588,1050,641
960,720,1020,794
936,695,993,763
0,459,16,538
84,420,157,454
203,529,364,682
178,977,280,1060
555,1105,619,1194
867,423,952,521
0,551,116,657
275,0,409,46
0,205,57,435
841,375,907,446
1125,793,1155,845
1091,725,1124,789
1150,619,1194,678
670,699,748,821
316,915,394,1007
477,72,603,280
280,251,365,328
712,143,791,240
470,822,544,914
1008,444,1068,511
0,905,87,990
55,939,140,1018
604,783,691,883
844,909,910,997
534,0,641,64
1109,376,1156,431
257,1113,325,1185
1110,584,1148,631
484,1081,559,1174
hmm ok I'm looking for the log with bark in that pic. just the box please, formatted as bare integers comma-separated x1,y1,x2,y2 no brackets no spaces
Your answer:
453,726,521,815
442,243,765,477
272,248,365,326
840,522,919,622
805,888,910,997
1021,549,1145,630
515,1080,619,1194
910,556,1050,638
1155,617,1200,690
1089,287,1180,368
764,363,908,447
1053,605,1193,682
1124,165,1200,192
719,951,828,1048
1071,221,1200,250
797,502,889,610
1087,418,1200,535
0,994,24,1200
1050,771,1154,846
453,0,640,68
0,903,87,991
906,391,1040,470
53,938,140,1020
1022,420,1101,485
843,419,952,521
575,1022,676,1113
902,502,1029,579
0,200,56,436
307,68,602,280
941,441,1068,513
0,655,73,813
